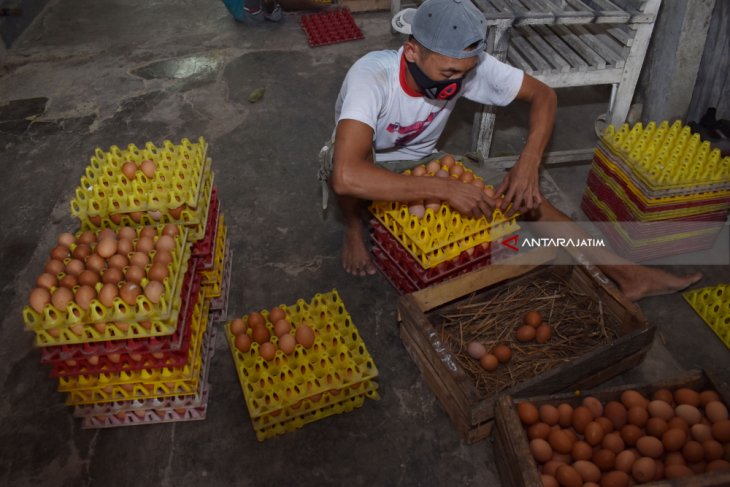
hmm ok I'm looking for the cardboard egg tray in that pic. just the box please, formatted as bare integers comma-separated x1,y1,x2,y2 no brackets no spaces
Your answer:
370,162,519,269
684,284,730,349
191,187,219,258
47,274,202,378
200,215,227,285
70,137,208,218
602,121,730,194
24,225,191,333
65,300,210,405
226,289,379,440
58,287,207,392
39,267,200,362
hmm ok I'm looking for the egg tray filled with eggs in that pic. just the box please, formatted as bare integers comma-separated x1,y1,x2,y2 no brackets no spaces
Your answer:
65,300,211,405
191,187,220,259
46,272,202,378
226,290,379,440
70,137,208,220
369,156,520,269
24,224,192,344
494,369,730,487
683,284,730,349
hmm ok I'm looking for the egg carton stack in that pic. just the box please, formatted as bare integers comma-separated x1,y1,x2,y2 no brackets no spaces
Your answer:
369,158,520,294
581,121,730,261
22,137,231,428
225,290,379,441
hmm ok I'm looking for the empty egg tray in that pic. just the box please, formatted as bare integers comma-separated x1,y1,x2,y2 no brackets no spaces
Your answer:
192,187,220,258
208,248,232,324
300,8,364,48
683,284,730,349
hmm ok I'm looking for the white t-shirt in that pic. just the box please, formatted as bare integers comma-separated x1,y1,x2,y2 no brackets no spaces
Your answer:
334,47,524,162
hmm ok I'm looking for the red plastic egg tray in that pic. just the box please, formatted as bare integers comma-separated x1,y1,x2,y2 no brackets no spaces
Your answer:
191,187,219,258
300,8,364,48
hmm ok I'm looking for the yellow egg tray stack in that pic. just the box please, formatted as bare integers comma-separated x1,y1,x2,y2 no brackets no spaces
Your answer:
200,215,229,299
65,297,210,405
683,284,730,349
24,227,193,347
602,121,730,194
226,290,380,441
370,161,519,269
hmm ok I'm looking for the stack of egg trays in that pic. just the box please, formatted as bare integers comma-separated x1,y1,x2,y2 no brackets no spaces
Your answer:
369,166,519,269
23,226,192,347
78,327,216,428
200,215,229,299
208,246,232,323
191,187,220,259
683,284,730,349
370,219,492,294
226,289,379,441
64,295,210,406
46,271,202,378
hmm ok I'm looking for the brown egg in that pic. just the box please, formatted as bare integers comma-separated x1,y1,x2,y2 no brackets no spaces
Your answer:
668,416,690,434
548,429,573,454
51,287,73,310
168,205,185,219
621,390,648,409
140,159,156,178
273,319,291,338
646,417,669,437
152,250,172,266
492,344,512,363
248,312,265,328
86,254,106,273
596,417,614,435
516,325,536,342
119,282,141,305
279,334,296,355
96,238,117,258
144,281,165,304
98,283,118,307
653,460,665,481
148,263,169,282
535,324,552,344
675,388,701,407
601,432,624,454
636,436,664,458
664,464,694,479
125,265,145,284
234,333,252,353
573,406,593,434
599,470,629,487
162,224,179,238
118,226,137,240
712,419,730,442
706,401,729,423
631,457,656,483
573,460,600,483
555,465,582,487
59,274,78,289
571,441,592,461
563,429,578,444
540,475,558,487
552,453,573,464
259,342,276,361
653,388,674,404
295,323,315,348
676,404,702,425
524,310,542,328
627,406,649,427
139,225,156,239
109,213,123,224
648,399,675,420
543,460,566,477
65,259,85,276
704,439,724,461
269,307,286,324
72,244,91,261
528,422,551,440
530,438,553,463
36,273,58,290
78,270,100,287
116,238,133,256
135,236,155,254
122,161,137,179
558,403,573,427
155,235,175,252
58,232,76,246
229,318,246,336
50,245,70,260
518,402,539,425
683,440,705,463
614,450,636,473
699,390,721,406
620,424,642,446
74,285,97,310
107,254,128,270
252,326,270,345
604,401,627,430
45,259,65,275
585,421,605,446
539,404,560,426
706,459,730,472
78,230,96,245
582,397,603,418
691,423,713,442
129,251,149,268
98,229,116,241
480,353,499,371
29,287,51,313
663,427,687,451
467,341,487,359
102,267,123,284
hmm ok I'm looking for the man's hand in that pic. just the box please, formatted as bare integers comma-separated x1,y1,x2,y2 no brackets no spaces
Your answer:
444,179,498,219
495,152,543,216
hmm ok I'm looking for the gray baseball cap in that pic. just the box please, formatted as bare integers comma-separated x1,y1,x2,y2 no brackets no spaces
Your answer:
391,0,487,59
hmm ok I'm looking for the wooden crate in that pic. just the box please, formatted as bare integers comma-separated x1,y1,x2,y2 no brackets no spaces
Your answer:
397,247,653,444
494,368,730,487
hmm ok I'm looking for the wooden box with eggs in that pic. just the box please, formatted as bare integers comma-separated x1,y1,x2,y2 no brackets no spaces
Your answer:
397,246,653,444
225,290,380,441
494,368,730,486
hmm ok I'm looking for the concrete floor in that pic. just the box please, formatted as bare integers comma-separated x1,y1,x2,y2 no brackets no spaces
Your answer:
0,2,728,486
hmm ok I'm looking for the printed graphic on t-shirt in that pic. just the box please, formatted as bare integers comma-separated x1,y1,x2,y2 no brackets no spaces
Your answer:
386,110,439,146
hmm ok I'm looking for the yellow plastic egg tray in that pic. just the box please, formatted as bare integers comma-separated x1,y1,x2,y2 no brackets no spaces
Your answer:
71,137,208,218
602,121,730,192
24,226,191,334
225,290,379,439
683,284,730,349
200,214,227,285
66,300,210,405
58,288,206,392
202,239,229,300
78,169,215,243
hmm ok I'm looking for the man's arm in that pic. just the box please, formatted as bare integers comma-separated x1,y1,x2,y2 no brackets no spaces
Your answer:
331,119,495,218
495,74,557,213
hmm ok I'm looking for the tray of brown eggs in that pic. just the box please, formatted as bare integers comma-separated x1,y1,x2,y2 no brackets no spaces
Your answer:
494,368,730,487
24,224,191,345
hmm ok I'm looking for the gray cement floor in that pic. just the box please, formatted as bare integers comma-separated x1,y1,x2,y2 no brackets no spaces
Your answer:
0,2,728,486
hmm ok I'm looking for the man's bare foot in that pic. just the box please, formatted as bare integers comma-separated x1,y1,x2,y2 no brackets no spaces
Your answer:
342,224,376,276
614,266,703,302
